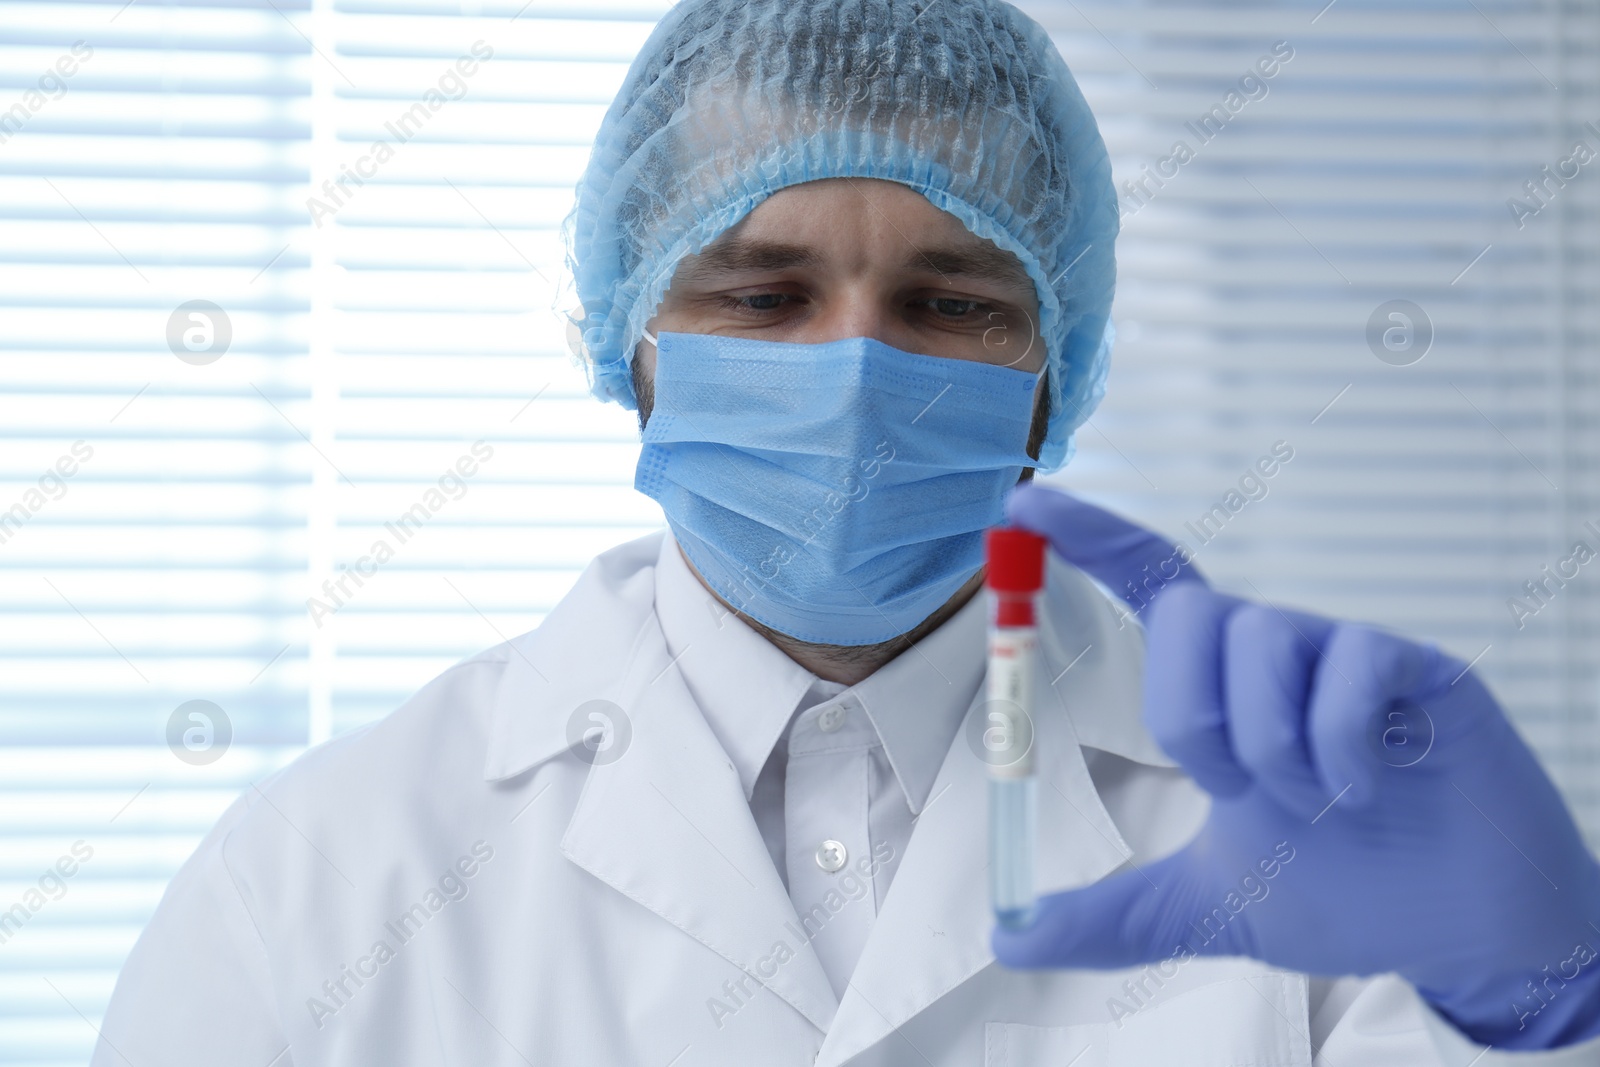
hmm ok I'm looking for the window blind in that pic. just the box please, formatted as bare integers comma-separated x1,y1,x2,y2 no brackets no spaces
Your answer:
0,0,664,1060
1031,0,1600,840
1,1,1595,1062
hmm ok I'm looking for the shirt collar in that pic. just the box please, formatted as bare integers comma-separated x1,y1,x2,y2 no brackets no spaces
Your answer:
483,528,1176,786
653,534,986,813
848,588,986,813
653,534,817,799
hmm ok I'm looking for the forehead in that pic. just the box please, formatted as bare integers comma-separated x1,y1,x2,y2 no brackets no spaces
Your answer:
678,177,1037,295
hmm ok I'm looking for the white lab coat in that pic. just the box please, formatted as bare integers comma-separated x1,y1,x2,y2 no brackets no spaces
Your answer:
95,530,1595,1066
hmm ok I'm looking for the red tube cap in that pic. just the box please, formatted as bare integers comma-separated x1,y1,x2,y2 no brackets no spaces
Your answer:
985,526,1047,593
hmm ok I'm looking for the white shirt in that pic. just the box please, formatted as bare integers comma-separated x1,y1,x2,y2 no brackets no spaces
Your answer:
92,529,1600,1066
655,535,985,995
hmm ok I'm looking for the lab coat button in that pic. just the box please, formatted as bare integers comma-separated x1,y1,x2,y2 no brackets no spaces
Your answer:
815,839,847,872
817,705,846,733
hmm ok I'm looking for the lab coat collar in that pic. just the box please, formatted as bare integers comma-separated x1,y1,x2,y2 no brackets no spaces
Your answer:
484,531,842,1029
480,530,1178,1058
559,609,843,1032
1037,551,1177,771
481,531,664,783
655,531,988,815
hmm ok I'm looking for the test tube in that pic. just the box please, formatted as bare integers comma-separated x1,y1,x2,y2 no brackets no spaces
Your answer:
984,526,1047,930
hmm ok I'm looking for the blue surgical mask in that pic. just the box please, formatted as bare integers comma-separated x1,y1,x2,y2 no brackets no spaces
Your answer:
635,330,1041,646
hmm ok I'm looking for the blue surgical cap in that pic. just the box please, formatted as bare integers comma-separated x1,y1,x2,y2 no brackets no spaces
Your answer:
564,0,1118,472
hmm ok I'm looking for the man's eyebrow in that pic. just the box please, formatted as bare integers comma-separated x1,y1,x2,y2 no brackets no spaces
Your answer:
905,244,1035,292
679,238,827,279
678,234,1035,293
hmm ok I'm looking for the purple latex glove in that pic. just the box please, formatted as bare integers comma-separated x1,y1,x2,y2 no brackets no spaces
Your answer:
992,483,1600,1050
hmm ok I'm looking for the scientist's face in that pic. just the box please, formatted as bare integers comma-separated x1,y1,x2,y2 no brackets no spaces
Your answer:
633,176,1049,455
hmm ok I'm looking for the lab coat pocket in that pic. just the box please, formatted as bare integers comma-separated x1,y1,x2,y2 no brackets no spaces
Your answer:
984,973,1312,1067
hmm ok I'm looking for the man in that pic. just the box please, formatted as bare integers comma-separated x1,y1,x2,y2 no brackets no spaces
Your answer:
96,0,1600,1063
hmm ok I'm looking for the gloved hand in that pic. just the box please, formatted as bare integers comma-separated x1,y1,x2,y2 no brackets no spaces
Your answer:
992,483,1600,1050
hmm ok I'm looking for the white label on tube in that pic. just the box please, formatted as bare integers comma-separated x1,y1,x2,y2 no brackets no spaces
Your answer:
986,627,1036,779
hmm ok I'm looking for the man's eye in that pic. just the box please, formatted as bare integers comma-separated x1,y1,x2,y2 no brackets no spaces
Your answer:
720,293,789,312
924,297,985,318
